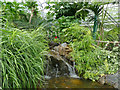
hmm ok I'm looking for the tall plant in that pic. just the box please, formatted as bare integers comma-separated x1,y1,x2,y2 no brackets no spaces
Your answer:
1,26,48,88
23,1,38,23
75,2,112,40
87,3,103,40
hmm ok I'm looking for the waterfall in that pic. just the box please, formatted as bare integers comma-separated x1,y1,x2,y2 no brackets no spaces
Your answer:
45,43,80,78
61,60,80,78
56,64,59,77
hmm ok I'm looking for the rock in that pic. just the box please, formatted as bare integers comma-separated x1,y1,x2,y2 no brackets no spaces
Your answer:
53,43,72,59
105,72,119,89
45,54,69,77
48,50,64,61
98,76,105,85
44,43,75,77
46,42,74,63
48,41,59,49
98,72,120,89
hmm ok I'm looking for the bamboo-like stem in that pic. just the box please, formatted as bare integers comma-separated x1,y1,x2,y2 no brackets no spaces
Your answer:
29,8,34,24
101,6,104,41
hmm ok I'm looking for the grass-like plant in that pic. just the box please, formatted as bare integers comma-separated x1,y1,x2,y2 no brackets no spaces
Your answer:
1,26,48,88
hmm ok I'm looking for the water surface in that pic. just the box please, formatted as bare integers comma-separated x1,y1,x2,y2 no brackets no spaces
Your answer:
43,76,113,88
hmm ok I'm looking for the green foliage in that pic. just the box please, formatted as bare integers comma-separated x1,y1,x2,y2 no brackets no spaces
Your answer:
1,26,48,88
97,23,118,42
43,16,81,43
105,27,118,41
44,2,111,41
96,27,119,49
60,24,119,81
13,16,44,30
60,24,93,44
2,2,28,22
45,2,89,20
55,16,80,30
23,1,39,16
1,1,42,29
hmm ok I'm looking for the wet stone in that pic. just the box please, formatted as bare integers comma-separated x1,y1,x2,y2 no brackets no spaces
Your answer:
44,42,75,77
45,56,69,77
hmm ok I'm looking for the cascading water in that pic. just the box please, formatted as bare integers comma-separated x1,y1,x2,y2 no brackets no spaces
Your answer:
56,64,59,77
61,60,80,78
44,60,51,79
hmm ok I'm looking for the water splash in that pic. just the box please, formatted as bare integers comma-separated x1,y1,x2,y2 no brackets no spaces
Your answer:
44,75,51,79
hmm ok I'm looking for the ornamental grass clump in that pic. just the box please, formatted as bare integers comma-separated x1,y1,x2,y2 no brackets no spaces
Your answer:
1,27,48,88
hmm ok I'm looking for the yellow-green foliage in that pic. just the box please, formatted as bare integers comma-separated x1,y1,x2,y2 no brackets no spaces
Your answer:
61,24,93,44
61,24,119,81
1,27,48,88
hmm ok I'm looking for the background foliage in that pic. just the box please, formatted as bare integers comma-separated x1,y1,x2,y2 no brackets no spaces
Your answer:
1,1,43,30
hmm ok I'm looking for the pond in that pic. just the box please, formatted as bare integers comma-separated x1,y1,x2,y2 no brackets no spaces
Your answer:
42,76,113,88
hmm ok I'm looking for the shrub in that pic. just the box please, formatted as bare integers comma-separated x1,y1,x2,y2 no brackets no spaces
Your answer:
61,24,119,81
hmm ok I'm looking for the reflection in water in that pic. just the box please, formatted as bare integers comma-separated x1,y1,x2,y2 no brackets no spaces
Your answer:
42,76,113,88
